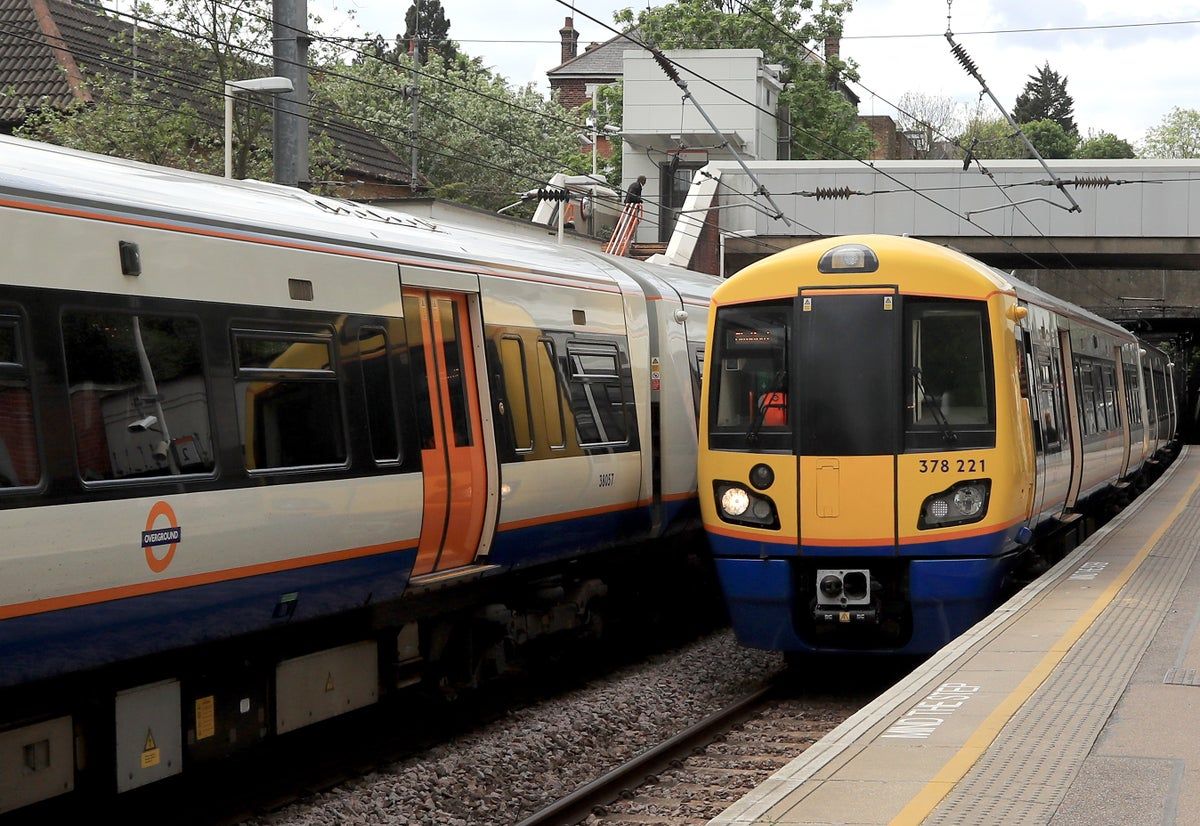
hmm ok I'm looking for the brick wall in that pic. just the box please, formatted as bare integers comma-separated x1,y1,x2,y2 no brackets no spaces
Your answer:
0,387,39,484
551,78,589,110
70,388,111,480
690,199,722,276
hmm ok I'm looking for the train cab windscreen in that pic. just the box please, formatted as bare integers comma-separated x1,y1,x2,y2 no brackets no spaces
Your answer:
903,299,995,451
708,302,791,451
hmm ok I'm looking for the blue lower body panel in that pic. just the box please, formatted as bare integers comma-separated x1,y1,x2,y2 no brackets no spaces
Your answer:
0,548,418,688
713,533,1017,655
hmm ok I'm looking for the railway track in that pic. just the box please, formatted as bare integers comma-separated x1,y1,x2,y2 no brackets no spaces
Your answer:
518,668,892,826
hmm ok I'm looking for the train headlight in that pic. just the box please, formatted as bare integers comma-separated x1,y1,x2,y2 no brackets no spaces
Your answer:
919,479,991,529
721,486,751,517
714,482,780,529
953,485,985,517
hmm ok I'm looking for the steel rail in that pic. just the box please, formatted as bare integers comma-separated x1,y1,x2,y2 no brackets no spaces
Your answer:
515,682,778,826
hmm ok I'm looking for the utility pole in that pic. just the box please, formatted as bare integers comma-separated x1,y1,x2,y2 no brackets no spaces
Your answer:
273,0,310,187
591,85,599,176
409,1,421,189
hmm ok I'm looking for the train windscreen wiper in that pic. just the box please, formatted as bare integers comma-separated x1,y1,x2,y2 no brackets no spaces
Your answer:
745,368,787,444
911,367,959,444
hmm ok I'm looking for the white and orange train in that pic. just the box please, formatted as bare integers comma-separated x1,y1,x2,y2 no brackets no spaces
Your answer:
0,136,718,812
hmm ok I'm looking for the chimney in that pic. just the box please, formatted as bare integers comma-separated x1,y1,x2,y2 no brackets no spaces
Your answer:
560,17,579,64
824,33,840,64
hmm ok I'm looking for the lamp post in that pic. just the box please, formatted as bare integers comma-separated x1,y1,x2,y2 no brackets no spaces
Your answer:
224,76,294,179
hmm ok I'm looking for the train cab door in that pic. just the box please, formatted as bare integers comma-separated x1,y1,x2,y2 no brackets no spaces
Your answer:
403,287,493,575
794,287,901,552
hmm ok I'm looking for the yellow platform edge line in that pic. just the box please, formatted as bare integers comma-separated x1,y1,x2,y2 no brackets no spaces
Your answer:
891,460,1200,826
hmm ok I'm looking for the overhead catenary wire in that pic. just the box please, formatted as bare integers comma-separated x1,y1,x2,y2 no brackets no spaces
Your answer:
557,0,1067,273
723,0,1111,287
13,15,813,261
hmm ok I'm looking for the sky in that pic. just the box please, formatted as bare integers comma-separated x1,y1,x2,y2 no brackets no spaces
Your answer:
315,0,1200,145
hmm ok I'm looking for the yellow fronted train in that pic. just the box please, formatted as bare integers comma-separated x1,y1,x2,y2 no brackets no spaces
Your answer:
699,235,1178,655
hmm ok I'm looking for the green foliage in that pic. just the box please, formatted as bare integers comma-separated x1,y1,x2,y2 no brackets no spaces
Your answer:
580,81,624,188
315,54,587,210
1141,107,1200,158
613,0,875,160
17,77,218,171
14,0,339,183
1073,130,1135,159
955,114,1023,160
1013,62,1076,135
1022,119,1077,159
405,0,456,64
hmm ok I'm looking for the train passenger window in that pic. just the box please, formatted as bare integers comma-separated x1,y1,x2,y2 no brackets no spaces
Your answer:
437,300,473,447
0,314,41,489
61,312,215,482
233,331,345,470
358,327,400,463
1079,363,1097,437
537,339,566,450
708,302,790,451
567,343,630,446
1103,366,1119,431
499,336,533,452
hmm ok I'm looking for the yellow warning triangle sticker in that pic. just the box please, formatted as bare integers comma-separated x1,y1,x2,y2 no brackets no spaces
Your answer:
144,729,157,751
325,672,335,693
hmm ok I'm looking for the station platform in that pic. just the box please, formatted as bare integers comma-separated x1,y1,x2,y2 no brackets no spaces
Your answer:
711,445,1200,826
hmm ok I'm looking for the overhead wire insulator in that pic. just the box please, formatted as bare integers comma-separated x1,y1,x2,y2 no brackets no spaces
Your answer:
946,35,981,80
650,47,683,85
537,187,570,202
1069,176,1115,189
803,187,861,201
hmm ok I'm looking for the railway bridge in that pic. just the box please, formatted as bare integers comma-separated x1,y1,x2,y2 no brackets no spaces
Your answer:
654,157,1200,434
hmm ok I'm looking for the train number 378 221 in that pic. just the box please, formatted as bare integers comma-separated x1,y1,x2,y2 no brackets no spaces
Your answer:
918,458,986,473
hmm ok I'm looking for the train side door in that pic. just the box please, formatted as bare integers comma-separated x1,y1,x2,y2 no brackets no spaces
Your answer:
403,289,490,574
1059,330,1084,511
1114,345,1132,479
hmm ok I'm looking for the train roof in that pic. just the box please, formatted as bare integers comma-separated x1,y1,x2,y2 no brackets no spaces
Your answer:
716,233,1134,341
0,135,718,300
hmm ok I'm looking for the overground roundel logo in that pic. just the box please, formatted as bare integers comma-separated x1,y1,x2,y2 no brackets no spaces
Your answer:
141,500,182,573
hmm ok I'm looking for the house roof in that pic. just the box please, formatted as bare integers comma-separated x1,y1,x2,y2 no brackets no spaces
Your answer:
0,0,415,185
547,26,641,79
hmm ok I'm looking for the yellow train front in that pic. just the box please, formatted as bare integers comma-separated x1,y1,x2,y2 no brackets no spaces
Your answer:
700,235,1037,655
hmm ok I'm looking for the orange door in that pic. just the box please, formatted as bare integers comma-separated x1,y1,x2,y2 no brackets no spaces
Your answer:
404,289,489,574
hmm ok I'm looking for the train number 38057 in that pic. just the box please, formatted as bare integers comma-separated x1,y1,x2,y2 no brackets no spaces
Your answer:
918,458,986,473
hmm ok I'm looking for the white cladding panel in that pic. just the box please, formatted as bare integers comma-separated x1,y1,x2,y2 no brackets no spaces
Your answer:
1,207,403,316
497,453,643,529
0,475,422,609
479,275,626,334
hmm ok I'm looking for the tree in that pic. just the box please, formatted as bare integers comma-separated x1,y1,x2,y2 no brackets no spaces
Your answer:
895,91,968,158
1013,62,1076,135
955,103,1023,160
1022,119,1077,159
393,0,457,65
15,0,338,181
1141,107,1200,158
316,53,586,211
1073,130,1135,159
614,0,876,160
